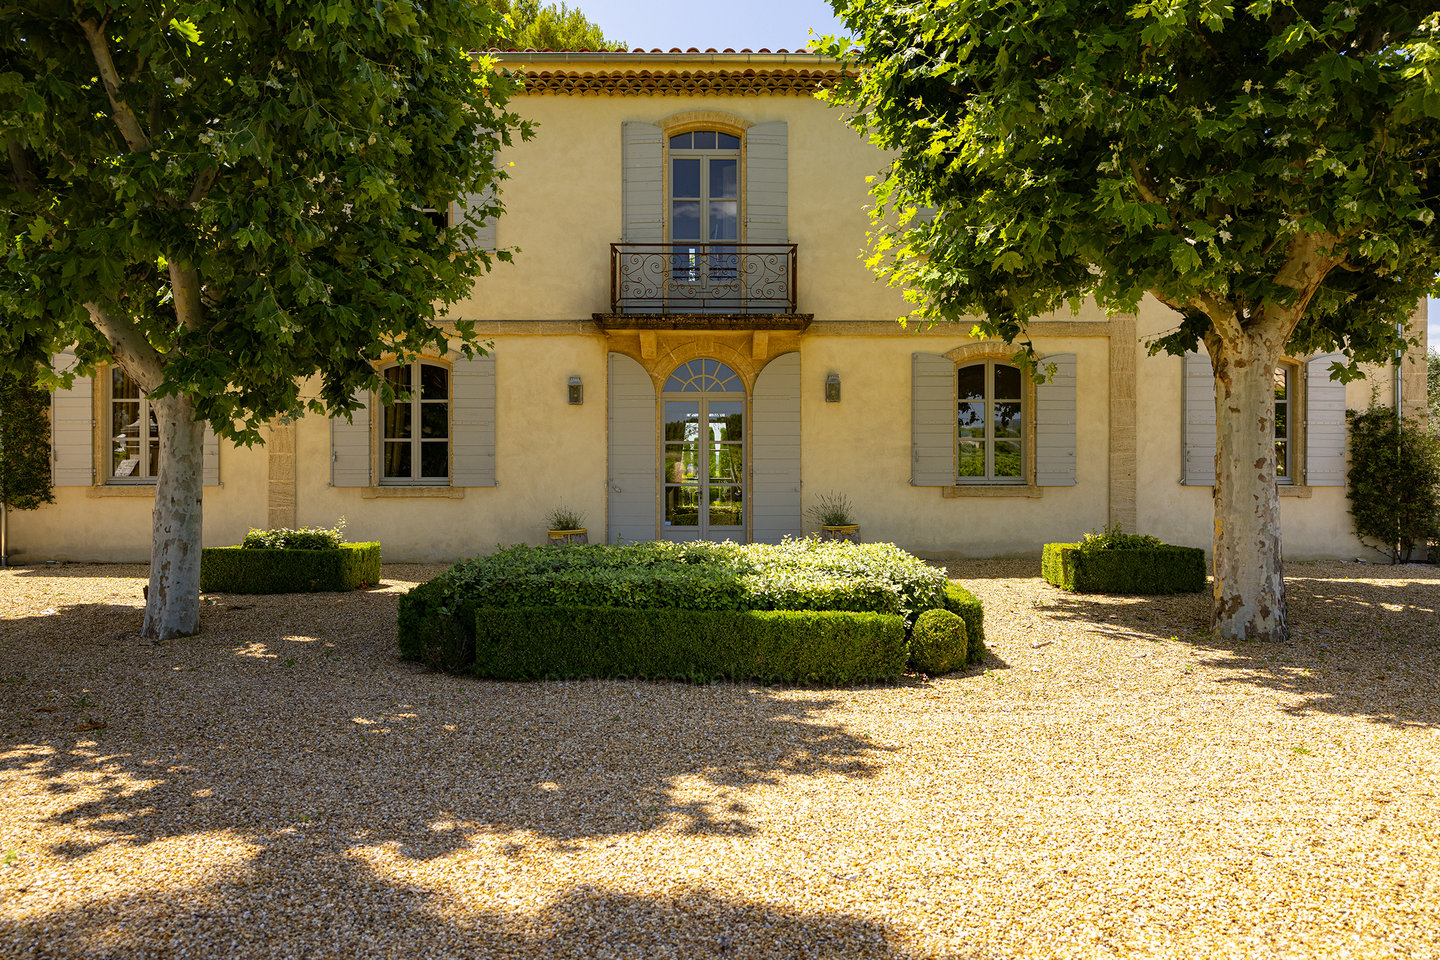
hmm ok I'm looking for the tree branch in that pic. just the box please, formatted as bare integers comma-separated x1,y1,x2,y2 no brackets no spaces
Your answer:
186,165,218,206
78,17,153,153
168,262,205,332
5,139,40,194
1128,157,1166,206
85,302,166,393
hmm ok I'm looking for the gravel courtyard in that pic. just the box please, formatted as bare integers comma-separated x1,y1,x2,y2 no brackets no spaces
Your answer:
1,559,1437,959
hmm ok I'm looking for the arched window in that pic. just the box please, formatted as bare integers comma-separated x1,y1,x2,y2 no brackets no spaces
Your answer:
381,361,450,482
662,359,745,533
957,361,1024,481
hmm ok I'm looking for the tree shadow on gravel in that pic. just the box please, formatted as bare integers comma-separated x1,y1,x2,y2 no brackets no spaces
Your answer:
1,584,897,874
0,844,931,959
1033,566,1440,729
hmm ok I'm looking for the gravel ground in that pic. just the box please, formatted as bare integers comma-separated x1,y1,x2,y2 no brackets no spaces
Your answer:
1,559,1438,960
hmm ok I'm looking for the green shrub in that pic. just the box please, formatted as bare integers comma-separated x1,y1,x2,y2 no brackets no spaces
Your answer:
1346,406,1440,563
1079,522,1163,551
909,609,968,675
200,542,381,593
0,365,55,512
242,517,348,551
1042,542,1205,594
941,582,986,663
465,606,907,683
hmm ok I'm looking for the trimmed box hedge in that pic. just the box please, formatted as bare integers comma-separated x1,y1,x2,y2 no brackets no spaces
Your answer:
397,540,988,683
451,607,907,683
199,543,381,594
1041,542,1206,595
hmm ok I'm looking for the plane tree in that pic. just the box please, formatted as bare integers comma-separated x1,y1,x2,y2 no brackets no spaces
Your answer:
823,0,1440,640
0,1,530,638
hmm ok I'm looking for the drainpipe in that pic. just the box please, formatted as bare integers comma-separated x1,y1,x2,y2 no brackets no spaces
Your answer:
1,500,7,569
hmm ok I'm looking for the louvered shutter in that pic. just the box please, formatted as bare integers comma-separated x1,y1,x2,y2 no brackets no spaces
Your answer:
1034,353,1077,486
50,350,94,486
462,186,497,253
1305,353,1347,486
607,353,656,543
1182,351,1217,485
451,351,496,487
330,389,371,487
745,122,788,243
203,423,220,486
751,352,801,542
621,122,663,243
912,353,955,486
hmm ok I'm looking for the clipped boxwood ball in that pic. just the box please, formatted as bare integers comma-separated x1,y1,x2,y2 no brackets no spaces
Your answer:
910,608,968,676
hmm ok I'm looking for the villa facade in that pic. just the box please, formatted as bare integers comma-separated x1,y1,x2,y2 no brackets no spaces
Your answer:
16,49,1430,563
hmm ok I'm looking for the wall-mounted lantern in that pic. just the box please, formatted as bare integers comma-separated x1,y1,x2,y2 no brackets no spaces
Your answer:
567,375,584,405
824,372,841,403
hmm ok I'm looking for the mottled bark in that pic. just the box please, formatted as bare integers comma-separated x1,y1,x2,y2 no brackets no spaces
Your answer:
1207,329,1288,642
142,393,204,640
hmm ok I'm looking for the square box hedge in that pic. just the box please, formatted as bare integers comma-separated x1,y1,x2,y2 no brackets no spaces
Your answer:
1041,542,1206,595
200,543,381,594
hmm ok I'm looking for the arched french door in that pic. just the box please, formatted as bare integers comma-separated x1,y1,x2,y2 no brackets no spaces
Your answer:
661,358,745,539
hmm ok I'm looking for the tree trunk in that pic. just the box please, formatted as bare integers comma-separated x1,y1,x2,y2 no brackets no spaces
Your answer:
1208,332,1288,642
142,393,205,640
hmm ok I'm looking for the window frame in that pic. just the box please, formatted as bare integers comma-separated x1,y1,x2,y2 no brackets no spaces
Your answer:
378,359,453,486
106,366,159,484
954,359,1028,485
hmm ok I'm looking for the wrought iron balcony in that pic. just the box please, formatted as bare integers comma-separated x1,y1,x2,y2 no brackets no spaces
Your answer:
609,243,798,314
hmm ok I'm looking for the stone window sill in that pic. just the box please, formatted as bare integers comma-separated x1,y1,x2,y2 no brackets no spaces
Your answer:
1278,484,1313,498
941,484,1043,499
360,485,465,499
88,484,157,498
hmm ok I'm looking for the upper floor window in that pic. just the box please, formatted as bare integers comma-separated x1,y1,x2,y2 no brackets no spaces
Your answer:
670,131,740,248
382,361,450,483
957,361,1024,482
109,368,158,482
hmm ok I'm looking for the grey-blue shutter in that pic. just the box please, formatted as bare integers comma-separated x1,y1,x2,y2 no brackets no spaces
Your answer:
203,423,220,486
451,351,497,487
1182,351,1217,485
50,350,94,486
622,122,663,243
745,122,787,243
1305,353,1347,486
1034,353,1077,486
463,186,497,254
751,352,801,542
912,353,955,486
330,389,371,487
608,353,656,543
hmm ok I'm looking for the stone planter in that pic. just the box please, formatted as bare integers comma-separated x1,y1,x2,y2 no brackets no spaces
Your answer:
820,524,860,543
547,528,589,546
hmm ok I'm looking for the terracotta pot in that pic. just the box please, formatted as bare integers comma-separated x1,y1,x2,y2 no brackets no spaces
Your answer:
820,524,860,543
546,528,589,546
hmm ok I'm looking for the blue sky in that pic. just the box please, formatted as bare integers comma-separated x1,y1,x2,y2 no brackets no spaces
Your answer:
572,0,847,51
570,0,1438,349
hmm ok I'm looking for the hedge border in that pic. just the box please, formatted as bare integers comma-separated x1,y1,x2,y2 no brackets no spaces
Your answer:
400,605,905,684
941,582,986,664
199,543,381,594
1041,543,1206,595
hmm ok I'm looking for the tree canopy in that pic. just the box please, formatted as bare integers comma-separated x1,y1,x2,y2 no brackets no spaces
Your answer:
1,1,531,636
824,0,1440,640
497,0,625,51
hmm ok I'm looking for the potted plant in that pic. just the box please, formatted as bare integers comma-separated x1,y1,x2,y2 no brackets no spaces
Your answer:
545,506,588,545
808,492,859,543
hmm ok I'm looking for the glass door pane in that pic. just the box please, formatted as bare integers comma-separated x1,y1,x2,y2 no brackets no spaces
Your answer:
664,401,701,529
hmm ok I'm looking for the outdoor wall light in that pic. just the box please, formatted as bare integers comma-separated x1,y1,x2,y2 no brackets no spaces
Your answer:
824,372,841,403
567,375,583,405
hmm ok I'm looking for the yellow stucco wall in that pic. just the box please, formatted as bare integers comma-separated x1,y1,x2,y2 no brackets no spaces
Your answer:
6,435,269,563
452,90,911,324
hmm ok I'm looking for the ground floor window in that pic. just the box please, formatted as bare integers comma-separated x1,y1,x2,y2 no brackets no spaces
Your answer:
109,368,158,482
381,361,450,483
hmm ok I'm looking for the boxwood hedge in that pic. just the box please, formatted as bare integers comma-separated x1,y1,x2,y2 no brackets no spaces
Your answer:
200,543,381,594
397,539,987,682
1041,542,1206,595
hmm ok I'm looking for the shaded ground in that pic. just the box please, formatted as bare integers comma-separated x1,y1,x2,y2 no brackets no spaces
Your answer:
1,560,1437,959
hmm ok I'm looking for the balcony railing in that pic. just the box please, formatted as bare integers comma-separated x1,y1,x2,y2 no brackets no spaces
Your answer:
609,243,798,314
